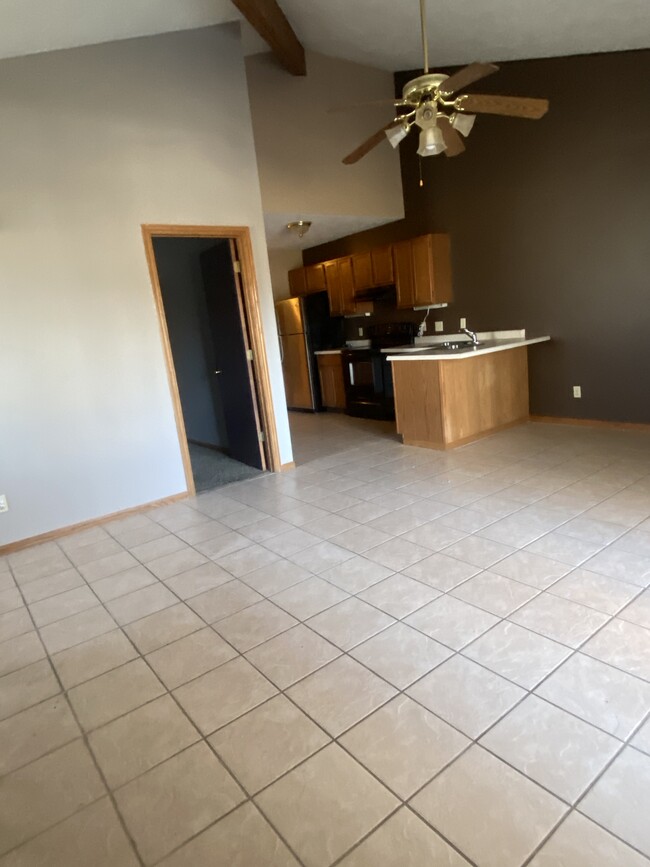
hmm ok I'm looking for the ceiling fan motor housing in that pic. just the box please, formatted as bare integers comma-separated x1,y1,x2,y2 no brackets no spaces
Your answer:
402,73,450,106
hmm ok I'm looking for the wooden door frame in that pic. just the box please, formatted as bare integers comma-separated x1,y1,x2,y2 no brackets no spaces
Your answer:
141,224,282,496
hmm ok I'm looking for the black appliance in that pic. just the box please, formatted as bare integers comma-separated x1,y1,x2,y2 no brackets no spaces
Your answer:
342,322,416,420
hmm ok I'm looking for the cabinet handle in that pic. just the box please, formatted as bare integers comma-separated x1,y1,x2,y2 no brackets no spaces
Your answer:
349,363,355,385
214,370,222,375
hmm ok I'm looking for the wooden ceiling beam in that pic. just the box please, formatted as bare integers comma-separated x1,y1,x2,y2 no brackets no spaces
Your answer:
232,0,306,76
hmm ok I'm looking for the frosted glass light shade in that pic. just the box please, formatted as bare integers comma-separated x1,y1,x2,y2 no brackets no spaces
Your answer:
417,125,446,156
451,112,476,137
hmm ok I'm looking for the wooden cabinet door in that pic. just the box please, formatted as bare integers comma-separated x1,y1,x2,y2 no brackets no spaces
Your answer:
339,257,357,315
351,252,373,291
411,235,435,307
371,245,393,286
324,260,344,316
305,264,326,293
317,355,346,409
288,268,307,297
429,234,453,306
393,239,416,309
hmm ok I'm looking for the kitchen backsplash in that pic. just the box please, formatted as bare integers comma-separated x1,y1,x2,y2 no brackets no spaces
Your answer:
342,294,456,342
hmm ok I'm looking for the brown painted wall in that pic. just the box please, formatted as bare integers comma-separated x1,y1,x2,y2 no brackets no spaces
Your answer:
304,50,650,423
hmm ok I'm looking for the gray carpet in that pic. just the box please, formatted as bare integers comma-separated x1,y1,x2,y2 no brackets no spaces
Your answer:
188,443,263,492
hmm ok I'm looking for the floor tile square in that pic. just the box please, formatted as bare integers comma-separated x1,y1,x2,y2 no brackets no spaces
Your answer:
528,811,649,867
245,624,340,688
405,595,499,650
164,561,232,599
105,583,177,626
331,524,393,553
0,659,60,721
307,597,394,650
79,551,139,583
549,567,641,616
463,621,570,688
579,747,650,857
39,606,116,654
301,513,359,540
146,548,208,581
255,744,398,867
51,629,137,689
402,552,480,591
358,573,439,618
0,609,32,644
290,540,356,573
195,530,253,559
451,571,538,616
340,695,469,799
619,588,650,629
491,550,570,589
146,627,237,688
129,534,188,563
157,802,299,867
338,807,471,867
123,603,203,654
583,548,650,587
350,623,451,688
215,544,280,577
209,694,329,793
28,585,97,627
407,655,525,738
0,797,139,867
214,599,297,652
399,520,467,551
0,695,79,776
632,717,650,755
411,745,566,867
0,631,46,678
0,587,22,615
68,658,165,731
509,592,609,647
535,653,650,738
264,528,321,557
480,695,620,802
90,565,157,602
582,618,650,680
187,579,262,622
526,531,603,566
287,656,397,736
365,537,431,571
115,742,244,864
88,694,199,789
20,568,85,604
0,740,105,857
242,560,312,596
173,656,277,734
443,536,516,568
271,575,348,620
321,556,393,593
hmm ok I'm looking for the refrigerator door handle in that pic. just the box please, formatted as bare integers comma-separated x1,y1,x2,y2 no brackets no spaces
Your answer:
279,334,284,363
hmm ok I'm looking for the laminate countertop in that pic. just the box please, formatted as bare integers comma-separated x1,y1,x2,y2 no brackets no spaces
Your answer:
385,335,550,361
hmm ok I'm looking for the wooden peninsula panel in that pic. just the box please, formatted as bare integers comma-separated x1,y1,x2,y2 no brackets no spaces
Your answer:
392,347,530,449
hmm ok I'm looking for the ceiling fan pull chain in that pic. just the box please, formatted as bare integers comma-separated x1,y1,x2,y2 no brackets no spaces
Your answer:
420,0,429,74
419,155,424,187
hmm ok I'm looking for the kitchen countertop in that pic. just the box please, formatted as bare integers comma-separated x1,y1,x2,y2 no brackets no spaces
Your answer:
385,333,550,361
314,349,344,356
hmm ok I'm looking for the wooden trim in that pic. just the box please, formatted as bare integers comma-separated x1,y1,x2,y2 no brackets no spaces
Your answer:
141,225,283,491
280,461,296,472
0,493,188,556
530,415,650,432
231,0,306,76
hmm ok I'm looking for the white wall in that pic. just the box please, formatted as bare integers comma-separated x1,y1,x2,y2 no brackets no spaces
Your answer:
267,248,303,300
0,25,292,546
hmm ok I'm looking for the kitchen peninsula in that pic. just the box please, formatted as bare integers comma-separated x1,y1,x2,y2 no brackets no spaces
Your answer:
386,331,550,449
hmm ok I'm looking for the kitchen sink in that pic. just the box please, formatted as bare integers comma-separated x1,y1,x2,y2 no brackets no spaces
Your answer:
438,340,480,350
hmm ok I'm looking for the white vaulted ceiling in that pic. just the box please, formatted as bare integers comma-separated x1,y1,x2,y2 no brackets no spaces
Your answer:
0,0,648,66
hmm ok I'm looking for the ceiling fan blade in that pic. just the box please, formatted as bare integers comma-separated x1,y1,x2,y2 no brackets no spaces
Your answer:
342,121,402,165
328,99,409,114
457,94,549,119
438,116,466,157
439,62,499,96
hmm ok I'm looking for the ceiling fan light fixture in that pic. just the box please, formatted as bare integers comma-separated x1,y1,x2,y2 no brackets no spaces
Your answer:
417,125,446,156
286,220,312,239
451,112,476,137
385,122,410,148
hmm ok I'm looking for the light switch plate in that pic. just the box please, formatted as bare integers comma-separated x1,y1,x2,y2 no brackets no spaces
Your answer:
573,386,582,398
459,317,467,329
434,321,444,332
0,495,8,513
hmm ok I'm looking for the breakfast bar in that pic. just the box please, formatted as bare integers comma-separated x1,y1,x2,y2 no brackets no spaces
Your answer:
386,333,550,449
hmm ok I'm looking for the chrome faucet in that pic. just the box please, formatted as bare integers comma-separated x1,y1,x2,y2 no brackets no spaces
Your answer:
462,327,480,345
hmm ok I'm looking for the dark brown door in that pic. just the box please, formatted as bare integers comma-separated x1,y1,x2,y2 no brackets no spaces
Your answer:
200,243,265,470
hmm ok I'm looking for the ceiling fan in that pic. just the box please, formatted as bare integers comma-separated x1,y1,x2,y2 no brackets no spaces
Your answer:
340,0,549,165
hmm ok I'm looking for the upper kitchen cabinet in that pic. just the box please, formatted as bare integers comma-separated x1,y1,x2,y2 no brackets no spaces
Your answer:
351,246,394,291
324,257,372,316
393,234,453,309
289,264,326,297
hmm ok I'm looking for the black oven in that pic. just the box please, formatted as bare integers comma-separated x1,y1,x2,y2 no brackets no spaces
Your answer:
342,322,415,420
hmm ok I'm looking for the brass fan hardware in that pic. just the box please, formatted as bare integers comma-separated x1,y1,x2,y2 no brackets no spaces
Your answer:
340,0,549,165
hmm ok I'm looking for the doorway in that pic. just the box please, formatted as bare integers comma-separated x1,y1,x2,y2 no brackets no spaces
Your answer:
142,225,282,495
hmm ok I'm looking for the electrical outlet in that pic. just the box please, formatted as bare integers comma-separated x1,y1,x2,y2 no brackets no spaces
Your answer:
0,495,8,513
434,321,444,332
460,317,467,329
358,327,364,337
573,385,582,398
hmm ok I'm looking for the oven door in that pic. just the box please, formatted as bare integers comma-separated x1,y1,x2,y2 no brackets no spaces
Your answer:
341,349,394,419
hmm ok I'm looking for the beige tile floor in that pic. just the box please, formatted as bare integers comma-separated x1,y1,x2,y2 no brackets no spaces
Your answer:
1,412,650,866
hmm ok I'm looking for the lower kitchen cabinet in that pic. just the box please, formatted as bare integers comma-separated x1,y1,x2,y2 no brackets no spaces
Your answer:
316,353,346,410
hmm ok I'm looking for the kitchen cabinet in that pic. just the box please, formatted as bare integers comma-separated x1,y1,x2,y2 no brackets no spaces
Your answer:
289,264,326,297
324,257,372,316
351,247,394,291
351,252,373,290
316,353,346,409
393,234,453,309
